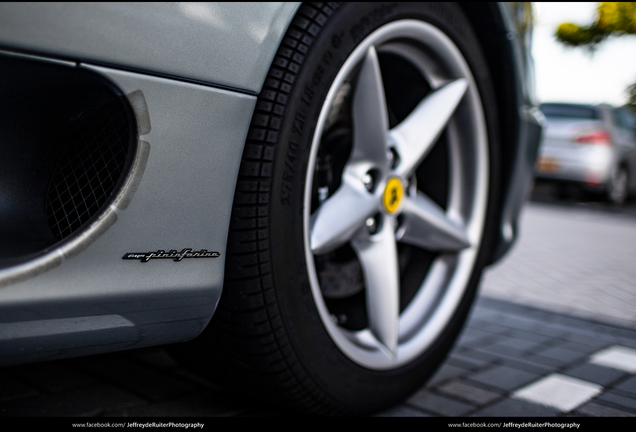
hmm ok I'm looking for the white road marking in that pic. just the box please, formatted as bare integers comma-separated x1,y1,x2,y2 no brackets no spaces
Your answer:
512,373,602,412
590,345,636,373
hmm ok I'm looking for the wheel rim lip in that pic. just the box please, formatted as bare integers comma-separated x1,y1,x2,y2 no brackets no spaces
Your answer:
302,20,489,370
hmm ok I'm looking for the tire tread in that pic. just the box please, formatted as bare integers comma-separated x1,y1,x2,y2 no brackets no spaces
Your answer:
200,2,349,415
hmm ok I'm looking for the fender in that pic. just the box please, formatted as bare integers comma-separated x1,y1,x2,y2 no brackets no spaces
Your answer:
0,2,301,94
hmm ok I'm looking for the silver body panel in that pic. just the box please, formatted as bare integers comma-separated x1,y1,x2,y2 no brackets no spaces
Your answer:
539,144,615,184
0,59,255,364
0,2,300,93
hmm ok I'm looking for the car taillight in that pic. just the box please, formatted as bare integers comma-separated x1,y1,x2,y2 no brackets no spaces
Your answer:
575,129,611,146
585,170,601,185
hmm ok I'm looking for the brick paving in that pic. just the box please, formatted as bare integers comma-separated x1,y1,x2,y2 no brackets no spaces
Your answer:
384,297,636,417
2,196,636,417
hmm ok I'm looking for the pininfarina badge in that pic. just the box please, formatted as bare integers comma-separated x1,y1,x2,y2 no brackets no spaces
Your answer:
123,249,220,262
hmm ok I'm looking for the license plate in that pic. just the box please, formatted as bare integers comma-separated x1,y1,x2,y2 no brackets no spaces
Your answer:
536,156,560,173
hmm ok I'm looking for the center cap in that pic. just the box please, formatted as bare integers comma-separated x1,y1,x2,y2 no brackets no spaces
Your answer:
383,177,404,214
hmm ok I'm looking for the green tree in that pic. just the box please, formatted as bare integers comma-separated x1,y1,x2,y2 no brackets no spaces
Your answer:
555,2,636,110
556,2,636,49
628,83,636,111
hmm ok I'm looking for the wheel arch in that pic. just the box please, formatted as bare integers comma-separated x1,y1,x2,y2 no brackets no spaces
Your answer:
458,3,542,264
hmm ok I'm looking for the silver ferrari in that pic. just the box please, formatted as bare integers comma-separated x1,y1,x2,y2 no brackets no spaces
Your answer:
0,3,541,414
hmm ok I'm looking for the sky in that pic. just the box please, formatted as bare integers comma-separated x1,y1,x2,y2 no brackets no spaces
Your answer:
533,2,636,106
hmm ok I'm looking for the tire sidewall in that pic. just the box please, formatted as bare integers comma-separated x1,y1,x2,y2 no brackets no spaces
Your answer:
608,165,628,204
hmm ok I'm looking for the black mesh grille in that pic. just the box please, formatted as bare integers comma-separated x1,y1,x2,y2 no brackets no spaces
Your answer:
46,100,132,241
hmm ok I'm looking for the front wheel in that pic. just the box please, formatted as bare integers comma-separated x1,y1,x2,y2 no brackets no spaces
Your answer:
189,3,500,415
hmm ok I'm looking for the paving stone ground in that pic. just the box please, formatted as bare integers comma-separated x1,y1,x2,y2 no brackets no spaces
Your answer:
2,193,636,417
481,194,636,329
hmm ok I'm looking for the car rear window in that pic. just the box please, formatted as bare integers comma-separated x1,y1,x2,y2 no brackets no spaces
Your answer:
614,108,636,130
540,104,600,120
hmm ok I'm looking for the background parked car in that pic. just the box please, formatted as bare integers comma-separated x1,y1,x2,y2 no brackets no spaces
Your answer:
535,102,636,204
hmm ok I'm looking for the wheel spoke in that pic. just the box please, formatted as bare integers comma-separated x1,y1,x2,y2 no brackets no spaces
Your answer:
390,79,468,178
350,46,390,168
400,192,470,252
351,216,399,355
310,178,379,255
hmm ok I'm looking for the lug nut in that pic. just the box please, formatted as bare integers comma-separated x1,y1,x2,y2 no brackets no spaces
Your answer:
407,175,417,196
388,147,400,169
366,214,381,234
318,186,329,204
363,172,374,192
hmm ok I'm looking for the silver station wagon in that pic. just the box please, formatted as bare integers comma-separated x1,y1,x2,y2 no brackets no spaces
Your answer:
536,102,636,204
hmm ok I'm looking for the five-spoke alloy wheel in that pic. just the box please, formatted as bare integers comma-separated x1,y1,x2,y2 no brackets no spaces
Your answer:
305,19,488,369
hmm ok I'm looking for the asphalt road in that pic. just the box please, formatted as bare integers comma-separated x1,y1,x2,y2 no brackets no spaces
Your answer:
2,190,636,417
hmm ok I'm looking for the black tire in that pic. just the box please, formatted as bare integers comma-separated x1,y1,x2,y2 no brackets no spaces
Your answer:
186,2,500,415
607,165,628,205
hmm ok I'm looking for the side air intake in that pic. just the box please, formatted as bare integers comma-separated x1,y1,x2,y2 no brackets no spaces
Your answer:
45,98,132,241
0,53,137,267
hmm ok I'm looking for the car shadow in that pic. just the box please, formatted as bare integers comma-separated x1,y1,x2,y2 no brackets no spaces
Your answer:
530,180,636,218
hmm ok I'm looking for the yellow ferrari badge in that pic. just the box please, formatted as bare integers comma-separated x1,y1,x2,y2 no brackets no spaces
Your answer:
383,177,404,214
